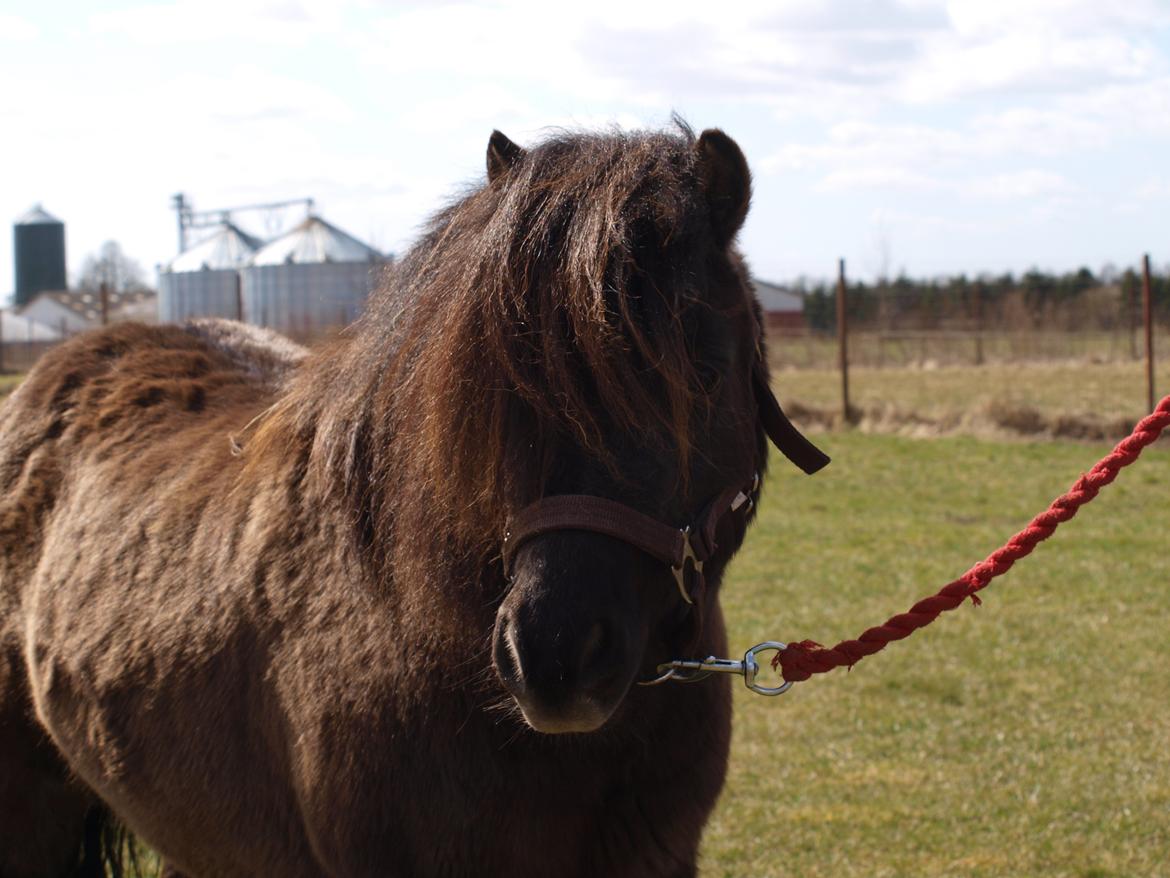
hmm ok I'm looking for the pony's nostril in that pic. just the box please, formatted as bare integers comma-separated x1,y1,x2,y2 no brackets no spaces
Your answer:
578,618,625,687
578,620,609,675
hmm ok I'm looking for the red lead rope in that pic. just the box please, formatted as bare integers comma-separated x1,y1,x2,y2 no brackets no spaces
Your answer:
774,394,1170,684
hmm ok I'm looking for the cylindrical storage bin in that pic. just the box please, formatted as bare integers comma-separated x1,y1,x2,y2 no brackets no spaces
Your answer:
240,216,383,336
158,223,260,323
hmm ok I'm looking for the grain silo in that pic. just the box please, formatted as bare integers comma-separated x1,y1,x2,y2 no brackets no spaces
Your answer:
240,215,383,336
14,205,67,306
158,223,262,323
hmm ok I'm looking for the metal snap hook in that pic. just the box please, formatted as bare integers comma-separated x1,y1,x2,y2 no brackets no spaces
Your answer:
637,642,794,695
741,642,792,696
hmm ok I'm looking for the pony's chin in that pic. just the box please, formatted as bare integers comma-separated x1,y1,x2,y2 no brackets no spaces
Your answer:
514,698,613,735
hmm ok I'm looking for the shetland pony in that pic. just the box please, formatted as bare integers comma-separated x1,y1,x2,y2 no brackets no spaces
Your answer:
0,124,792,876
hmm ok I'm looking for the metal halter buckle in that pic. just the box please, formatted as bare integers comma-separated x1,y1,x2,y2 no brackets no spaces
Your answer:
638,642,793,696
729,472,761,515
671,526,702,605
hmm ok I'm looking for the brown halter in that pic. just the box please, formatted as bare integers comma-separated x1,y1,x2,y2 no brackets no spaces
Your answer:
501,363,829,610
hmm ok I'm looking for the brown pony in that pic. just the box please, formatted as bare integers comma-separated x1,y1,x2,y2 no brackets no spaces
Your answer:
0,124,779,876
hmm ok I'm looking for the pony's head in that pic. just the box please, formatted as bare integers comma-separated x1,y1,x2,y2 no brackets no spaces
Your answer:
321,123,812,734
478,125,765,732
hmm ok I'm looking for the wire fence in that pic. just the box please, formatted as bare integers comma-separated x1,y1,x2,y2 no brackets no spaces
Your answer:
765,258,1165,436
0,339,61,373
768,328,1160,370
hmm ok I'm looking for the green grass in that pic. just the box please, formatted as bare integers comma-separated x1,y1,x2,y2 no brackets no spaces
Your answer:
703,433,1170,877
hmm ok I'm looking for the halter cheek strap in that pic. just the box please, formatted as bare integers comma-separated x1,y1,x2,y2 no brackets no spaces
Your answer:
752,362,830,475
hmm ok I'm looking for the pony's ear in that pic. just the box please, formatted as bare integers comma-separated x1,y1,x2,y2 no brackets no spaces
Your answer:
696,129,751,246
487,130,525,182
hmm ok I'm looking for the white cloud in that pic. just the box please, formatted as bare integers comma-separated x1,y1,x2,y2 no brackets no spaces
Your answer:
902,30,1157,103
396,84,538,135
869,205,979,234
358,5,590,79
1063,76,1170,137
90,0,349,45
814,163,1078,202
760,112,1099,183
763,121,969,172
819,165,945,192
0,13,38,41
945,0,1170,38
967,169,1077,201
1136,175,1170,199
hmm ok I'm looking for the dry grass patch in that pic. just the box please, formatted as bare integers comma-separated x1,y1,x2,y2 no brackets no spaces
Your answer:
772,360,1165,440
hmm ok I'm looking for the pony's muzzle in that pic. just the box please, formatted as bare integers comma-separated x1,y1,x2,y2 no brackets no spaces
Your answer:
493,606,630,734
492,537,644,734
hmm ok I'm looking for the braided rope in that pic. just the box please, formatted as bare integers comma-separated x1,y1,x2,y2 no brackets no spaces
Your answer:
775,394,1170,683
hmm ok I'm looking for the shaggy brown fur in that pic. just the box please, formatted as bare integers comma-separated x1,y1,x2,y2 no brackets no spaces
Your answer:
0,125,769,876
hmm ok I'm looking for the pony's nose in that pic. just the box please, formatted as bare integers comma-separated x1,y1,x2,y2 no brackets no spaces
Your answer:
494,609,624,695
493,608,628,733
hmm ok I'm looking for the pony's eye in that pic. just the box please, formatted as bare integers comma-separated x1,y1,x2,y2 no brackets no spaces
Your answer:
695,358,728,394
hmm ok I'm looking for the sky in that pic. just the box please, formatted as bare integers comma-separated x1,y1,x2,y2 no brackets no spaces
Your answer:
2,0,1169,298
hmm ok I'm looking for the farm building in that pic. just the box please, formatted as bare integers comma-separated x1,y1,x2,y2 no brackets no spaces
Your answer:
18,287,156,333
0,308,63,342
239,215,384,336
0,308,65,372
752,279,806,329
158,222,262,323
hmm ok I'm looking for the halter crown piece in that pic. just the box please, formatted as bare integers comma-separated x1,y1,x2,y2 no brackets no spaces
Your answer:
501,365,829,607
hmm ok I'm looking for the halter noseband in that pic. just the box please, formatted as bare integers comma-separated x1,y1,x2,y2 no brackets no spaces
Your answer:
501,365,829,606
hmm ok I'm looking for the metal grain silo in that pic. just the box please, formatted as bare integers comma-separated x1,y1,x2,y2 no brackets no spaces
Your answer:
14,205,67,306
158,223,262,323
240,215,382,336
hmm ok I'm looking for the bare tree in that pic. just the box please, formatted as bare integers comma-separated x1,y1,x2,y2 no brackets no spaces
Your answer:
77,241,148,293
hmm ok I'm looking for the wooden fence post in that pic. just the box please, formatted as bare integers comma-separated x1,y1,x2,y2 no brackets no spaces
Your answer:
837,258,850,422
973,283,984,366
1142,254,1155,413
1129,269,1139,360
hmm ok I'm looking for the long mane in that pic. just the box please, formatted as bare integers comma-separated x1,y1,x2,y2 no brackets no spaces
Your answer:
256,124,733,574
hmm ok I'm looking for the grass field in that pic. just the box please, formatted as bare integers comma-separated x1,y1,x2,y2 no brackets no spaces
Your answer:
703,433,1170,877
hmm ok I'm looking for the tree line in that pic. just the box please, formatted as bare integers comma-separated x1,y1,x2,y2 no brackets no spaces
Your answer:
799,266,1170,332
